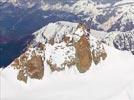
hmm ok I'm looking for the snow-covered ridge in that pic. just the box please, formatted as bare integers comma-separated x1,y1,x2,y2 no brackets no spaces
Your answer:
96,0,134,31
1,0,134,32
102,30,134,54
1,34,134,100
6,21,107,83
114,0,134,6
41,0,134,32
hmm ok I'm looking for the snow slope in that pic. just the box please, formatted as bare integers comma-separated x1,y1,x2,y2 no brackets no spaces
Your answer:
0,20,134,100
0,44,134,100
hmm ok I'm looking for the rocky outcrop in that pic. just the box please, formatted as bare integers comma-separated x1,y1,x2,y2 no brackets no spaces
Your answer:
91,41,107,65
12,52,44,83
11,43,45,83
11,22,107,83
92,47,107,65
74,35,92,73
27,55,44,79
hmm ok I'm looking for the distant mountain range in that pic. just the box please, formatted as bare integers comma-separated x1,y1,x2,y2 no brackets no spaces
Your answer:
0,0,134,67
0,0,134,34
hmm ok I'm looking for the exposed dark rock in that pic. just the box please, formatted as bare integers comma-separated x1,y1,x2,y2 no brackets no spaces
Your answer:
74,35,92,73
17,70,28,83
92,47,107,65
63,36,70,43
11,51,44,83
49,38,55,45
27,55,44,79
131,51,134,55
37,42,45,50
113,32,134,52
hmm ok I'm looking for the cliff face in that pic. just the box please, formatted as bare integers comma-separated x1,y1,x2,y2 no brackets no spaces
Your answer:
11,21,107,83
74,35,92,73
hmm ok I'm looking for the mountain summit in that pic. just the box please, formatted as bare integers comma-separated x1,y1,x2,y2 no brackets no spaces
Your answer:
0,0,134,98
1,21,134,100
9,21,107,83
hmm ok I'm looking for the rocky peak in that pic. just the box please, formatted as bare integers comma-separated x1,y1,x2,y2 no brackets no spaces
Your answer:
11,21,107,83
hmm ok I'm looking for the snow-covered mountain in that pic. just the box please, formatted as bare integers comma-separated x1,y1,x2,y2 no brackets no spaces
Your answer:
99,0,134,32
102,30,134,54
1,21,134,100
1,0,133,32
40,0,134,32
0,0,41,8
6,21,107,83
0,1,134,100
0,0,133,68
